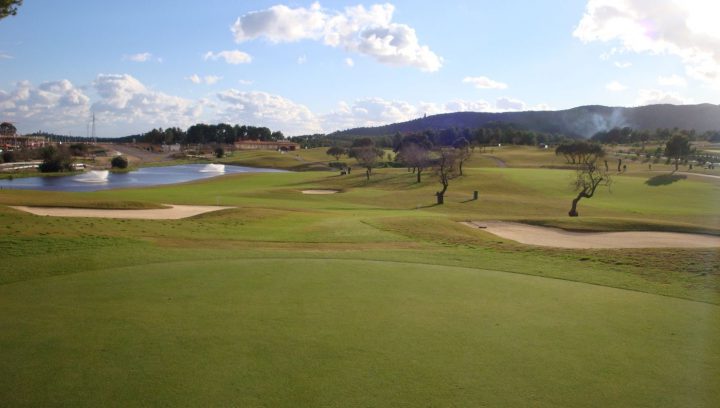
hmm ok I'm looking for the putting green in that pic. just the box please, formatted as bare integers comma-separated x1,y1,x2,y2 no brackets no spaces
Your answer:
1,259,717,407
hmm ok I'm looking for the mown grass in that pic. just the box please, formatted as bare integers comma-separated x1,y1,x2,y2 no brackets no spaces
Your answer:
1,147,718,406
1,259,718,407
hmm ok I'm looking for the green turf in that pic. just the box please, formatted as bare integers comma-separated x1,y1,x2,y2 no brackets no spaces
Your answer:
1,148,718,406
1,259,718,407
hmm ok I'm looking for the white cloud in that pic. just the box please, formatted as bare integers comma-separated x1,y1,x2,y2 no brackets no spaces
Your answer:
574,0,720,87
531,103,553,111
92,74,203,130
0,79,90,132
204,50,252,64
0,53,13,59
238,79,254,85
614,61,631,68
124,52,152,62
636,88,692,105
605,80,627,92
231,3,442,72
462,76,508,90
657,74,687,87
215,89,322,135
495,97,526,111
186,74,201,84
345,57,354,67
321,97,493,132
204,75,222,85
297,54,307,64
186,74,222,85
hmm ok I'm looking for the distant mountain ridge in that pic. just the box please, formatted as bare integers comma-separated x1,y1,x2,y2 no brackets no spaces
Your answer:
329,104,720,139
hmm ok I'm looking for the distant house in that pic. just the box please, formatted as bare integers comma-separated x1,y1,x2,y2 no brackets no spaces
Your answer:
234,140,299,151
162,143,182,152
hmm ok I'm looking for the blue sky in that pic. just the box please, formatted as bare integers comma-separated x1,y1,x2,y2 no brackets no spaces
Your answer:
0,0,718,136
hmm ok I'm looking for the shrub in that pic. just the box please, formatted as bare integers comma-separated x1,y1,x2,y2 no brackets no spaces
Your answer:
214,147,224,158
39,146,73,172
1,150,16,163
111,155,129,169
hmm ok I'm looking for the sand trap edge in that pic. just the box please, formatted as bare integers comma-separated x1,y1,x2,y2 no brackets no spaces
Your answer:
8,204,235,220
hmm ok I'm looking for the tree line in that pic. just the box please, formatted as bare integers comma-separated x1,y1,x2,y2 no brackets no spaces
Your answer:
590,127,719,145
116,123,286,145
297,123,573,149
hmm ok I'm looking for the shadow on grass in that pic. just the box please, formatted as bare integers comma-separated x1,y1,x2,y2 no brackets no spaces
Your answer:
645,174,687,186
414,203,440,209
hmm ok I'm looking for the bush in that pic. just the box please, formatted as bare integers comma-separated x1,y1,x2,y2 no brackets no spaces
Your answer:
1,150,16,163
39,146,73,173
214,147,224,158
111,155,129,169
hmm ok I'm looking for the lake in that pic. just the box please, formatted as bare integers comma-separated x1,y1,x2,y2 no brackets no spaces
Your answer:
0,164,285,192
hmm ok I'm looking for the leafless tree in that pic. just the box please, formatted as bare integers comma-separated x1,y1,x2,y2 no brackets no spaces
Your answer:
434,148,461,204
398,143,431,183
350,145,383,180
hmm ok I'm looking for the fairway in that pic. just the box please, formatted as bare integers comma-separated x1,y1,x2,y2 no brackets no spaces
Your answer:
1,148,719,407
1,259,718,407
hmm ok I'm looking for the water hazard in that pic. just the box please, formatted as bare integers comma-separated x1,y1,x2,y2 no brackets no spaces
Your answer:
0,164,285,192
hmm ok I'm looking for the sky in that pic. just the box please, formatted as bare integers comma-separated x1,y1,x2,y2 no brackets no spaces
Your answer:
0,0,718,137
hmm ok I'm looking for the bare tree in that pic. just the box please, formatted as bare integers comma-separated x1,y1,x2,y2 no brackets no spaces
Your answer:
349,138,383,180
398,143,431,182
453,137,471,176
434,148,461,204
568,157,611,217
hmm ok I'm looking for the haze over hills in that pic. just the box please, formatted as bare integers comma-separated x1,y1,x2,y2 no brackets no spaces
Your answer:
329,104,720,139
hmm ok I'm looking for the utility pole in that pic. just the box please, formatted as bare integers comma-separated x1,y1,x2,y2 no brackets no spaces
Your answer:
91,112,96,144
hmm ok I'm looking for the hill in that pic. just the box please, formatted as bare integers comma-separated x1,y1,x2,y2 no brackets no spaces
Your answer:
329,104,720,138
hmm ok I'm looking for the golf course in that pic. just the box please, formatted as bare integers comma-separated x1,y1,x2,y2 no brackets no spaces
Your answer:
1,146,718,407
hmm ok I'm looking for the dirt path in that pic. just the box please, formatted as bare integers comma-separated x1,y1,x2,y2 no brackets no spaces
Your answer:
462,221,720,248
10,205,234,220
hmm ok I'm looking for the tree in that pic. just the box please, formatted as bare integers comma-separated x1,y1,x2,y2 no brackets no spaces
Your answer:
111,155,129,169
433,148,461,204
398,143,431,183
349,138,383,180
664,134,691,172
452,137,471,176
0,121,16,136
214,146,224,158
39,146,73,173
555,141,604,164
568,148,610,217
0,0,22,20
326,146,346,161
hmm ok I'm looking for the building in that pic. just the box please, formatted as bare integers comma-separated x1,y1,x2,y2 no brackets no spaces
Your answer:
234,140,300,151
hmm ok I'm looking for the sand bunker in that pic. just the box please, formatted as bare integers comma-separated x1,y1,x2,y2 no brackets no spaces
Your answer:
9,204,234,220
301,189,339,194
462,221,720,249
